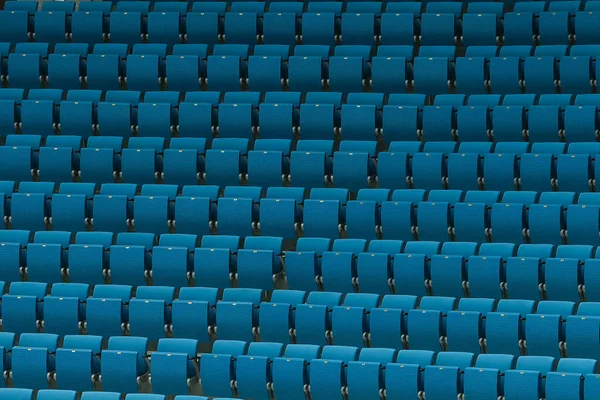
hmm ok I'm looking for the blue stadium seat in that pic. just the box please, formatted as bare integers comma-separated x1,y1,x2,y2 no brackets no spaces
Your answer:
151,339,198,396
0,11,29,45
216,288,262,341
199,340,249,398
423,352,476,400
468,243,516,299
407,296,456,351
309,345,360,400
2,282,46,335
504,356,557,400
303,188,348,239
86,285,133,339
55,336,101,392
109,12,143,46
109,233,154,287
235,342,285,400
11,333,59,389
101,336,149,394
526,300,576,357
546,358,598,400
43,282,88,336
47,53,82,90
172,287,218,342
258,290,307,344
486,299,536,356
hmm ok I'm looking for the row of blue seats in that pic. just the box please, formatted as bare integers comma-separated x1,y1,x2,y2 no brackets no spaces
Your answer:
2,340,600,400
1,390,191,400
3,6,600,49
8,91,600,143
1,333,600,400
3,218,600,299
10,87,600,108
10,0,600,16
8,135,600,195
3,281,600,358
10,40,600,95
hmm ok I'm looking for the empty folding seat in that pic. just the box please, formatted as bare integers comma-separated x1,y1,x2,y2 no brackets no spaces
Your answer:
71,10,104,50
149,339,198,396
171,287,218,343
411,152,445,190
185,12,219,47
109,233,154,286
302,13,335,46
263,12,297,46
486,299,535,356
193,235,240,289
526,300,575,357
284,237,331,291
48,183,91,234
2,282,46,335
482,153,519,191
546,358,599,400
0,146,33,184
466,243,515,299
129,286,174,341
147,12,181,50
236,236,283,290
100,336,149,393
207,53,243,92
96,102,135,138
488,56,524,95
406,296,456,351
58,100,94,139
519,153,555,192
446,298,495,353
421,13,456,46
291,139,334,185
79,137,122,185
567,205,600,248
455,56,490,95
257,290,306,344
166,54,203,92
380,12,415,45
19,100,54,136
199,340,249,398
66,232,110,286
575,11,600,45
11,333,59,389
559,55,593,94
462,354,517,400
423,352,476,400
462,13,499,47
11,188,49,232
318,239,366,293
413,56,451,95
565,302,600,357
504,243,549,301
171,186,215,237
330,293,379,348
55,335,101,392
86,54,122,91
224,12,258,47
385,350,436,400
308,345,360,400
46,53,81,90
293,291,342,345
527,204,567,247
303,189,348,240
33,11,66,47
394,241,442,296
339,12,375,47
504,12,536,45
109,12,143,46
85,285,133,339
125,54,160,92
539,11,571,45
233,342,284,400
524,56,559,94
216,288,262,341
0,11,29,45
204,139,249,188
288,49,328,92
216,187,259,237
429,242,477,298
37,146,74,184
504,356,557,400
332,142,376,192
121,138,164,186
0,230,29,283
